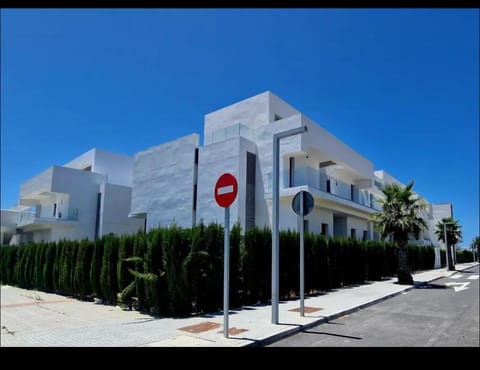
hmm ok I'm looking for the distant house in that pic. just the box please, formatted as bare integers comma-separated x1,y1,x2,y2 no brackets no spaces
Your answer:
1,148,143,245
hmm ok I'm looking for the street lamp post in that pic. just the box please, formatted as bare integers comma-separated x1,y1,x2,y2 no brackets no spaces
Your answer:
272,125,308,325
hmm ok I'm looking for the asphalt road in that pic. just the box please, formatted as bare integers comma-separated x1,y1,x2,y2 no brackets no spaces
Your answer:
269,265,479,347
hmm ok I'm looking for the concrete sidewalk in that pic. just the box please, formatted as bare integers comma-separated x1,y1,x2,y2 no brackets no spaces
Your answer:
1,262,478,347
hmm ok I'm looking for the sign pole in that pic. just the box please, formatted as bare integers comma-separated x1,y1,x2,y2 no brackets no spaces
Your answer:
224,206,230,338
292,190,313,318
272,126,307,325
300,191,305,317
214,173,237,339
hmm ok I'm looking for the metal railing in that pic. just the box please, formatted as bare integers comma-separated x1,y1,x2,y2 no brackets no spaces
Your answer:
266,167,382,211
204,123,255,145
17,207,79,227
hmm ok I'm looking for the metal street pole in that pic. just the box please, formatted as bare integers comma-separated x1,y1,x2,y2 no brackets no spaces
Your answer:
272,125,307,325
224,206,230,338
299,191,305,317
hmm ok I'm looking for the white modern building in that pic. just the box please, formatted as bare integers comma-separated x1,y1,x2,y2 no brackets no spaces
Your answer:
129,91,452,260
1,148,144,245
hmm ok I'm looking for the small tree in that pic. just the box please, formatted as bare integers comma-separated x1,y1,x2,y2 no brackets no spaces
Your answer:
435,218,463,270
370,181,427,285
472,236,479,262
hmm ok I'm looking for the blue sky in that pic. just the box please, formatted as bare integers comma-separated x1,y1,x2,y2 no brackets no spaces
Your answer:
1,9,478,247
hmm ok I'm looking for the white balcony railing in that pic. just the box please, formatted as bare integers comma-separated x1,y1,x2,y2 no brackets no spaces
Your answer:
266,167,382,211
17,207,79,227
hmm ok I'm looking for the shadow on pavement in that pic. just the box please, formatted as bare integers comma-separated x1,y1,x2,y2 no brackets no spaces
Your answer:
414,282,448,289
302,329,362,340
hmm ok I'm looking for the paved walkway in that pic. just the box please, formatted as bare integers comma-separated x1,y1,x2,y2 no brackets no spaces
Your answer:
1,262,478,347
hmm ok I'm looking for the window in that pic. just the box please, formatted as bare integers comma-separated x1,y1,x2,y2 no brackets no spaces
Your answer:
363,230,368,241
374,180,384,190
289,157,295,187
321,223,328,236
53,203,57,217
351,228,356,239
194,148,199,164
245,152,256,230
326,179,331,193
192,185,197,211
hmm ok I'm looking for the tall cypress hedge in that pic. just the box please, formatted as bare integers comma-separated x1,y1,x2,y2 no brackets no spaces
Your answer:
1,225,436,317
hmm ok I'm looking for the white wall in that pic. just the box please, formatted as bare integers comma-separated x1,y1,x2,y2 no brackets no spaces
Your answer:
316,208,334,236
92,149,134,187
100,183,144,236
51,166,105,241
269,92,300,122
347,216,368,240
131,134,199,230
63,149,96,171
204,91,271,142
374,170,404,187
64,148,134,187
301,115,374,180
430,203,453,248
31,229,52,243
19,167,54,201
281,204,327,235
196,137,242,229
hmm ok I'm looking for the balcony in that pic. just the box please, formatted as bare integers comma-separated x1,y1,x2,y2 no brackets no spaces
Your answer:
17,206,79,229
204,123,255,145
266,167,382,212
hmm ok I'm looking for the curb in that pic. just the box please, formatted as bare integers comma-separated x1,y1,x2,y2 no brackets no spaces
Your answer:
249,263,479,347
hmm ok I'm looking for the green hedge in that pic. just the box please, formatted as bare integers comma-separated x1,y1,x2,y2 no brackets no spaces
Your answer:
0,224,436,316
456,249,473,263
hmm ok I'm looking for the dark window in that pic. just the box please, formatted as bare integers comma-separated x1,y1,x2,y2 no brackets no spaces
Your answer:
53,203,57,217
351,228,356,239
245,152,256,230
363,230,368,241
289,157,295,187
193,184,197,211
321,223,328,236
351,184,359,203
326,179,331,193
94,193,102,240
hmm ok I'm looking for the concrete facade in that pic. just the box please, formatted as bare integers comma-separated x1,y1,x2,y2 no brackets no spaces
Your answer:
1,149,143,245
130,91,453,251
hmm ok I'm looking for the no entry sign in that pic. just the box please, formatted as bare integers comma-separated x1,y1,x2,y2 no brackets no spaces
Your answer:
215,172,238,338
215,173,238,208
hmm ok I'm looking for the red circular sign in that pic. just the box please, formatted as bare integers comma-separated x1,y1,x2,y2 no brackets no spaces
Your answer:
214,173,238,208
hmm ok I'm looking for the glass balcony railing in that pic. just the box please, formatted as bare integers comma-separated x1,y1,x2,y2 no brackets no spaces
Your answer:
204,123,255,145
266,167,382,211
17,206,79,227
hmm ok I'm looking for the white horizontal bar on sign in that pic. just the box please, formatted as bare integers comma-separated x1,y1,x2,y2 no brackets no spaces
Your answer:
217,185,234,195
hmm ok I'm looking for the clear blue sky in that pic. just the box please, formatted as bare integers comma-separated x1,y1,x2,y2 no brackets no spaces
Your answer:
1,9,478,247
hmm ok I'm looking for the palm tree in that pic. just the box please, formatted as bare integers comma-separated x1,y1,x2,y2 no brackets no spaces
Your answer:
472,236,479,262
370,181,427,285
435,218,463,270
